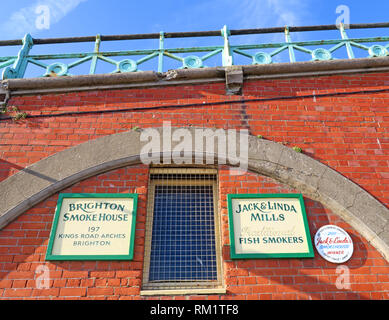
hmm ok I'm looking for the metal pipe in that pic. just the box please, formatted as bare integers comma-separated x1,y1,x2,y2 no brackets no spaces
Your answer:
230,22,389,35
0,22,388,46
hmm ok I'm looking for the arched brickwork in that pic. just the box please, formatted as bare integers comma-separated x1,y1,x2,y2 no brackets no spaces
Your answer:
0,127,388,262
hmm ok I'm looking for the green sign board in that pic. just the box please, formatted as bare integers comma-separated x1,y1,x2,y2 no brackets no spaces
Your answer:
46,193,138,261
228,194,314,259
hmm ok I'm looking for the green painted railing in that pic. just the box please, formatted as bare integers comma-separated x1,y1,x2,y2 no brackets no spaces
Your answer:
1,22,389,80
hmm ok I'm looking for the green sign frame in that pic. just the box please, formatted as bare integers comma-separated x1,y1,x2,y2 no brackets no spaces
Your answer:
46,193,138,261
227,193,314,259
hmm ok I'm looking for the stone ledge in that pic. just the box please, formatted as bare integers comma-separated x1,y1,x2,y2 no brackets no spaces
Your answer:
2,56,389,96
140,288,227,296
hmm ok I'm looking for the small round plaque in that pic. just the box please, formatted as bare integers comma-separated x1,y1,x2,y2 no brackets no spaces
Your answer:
314,225,353,264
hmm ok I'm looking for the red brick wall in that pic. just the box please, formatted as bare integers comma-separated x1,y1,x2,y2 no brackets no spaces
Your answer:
0,164,388,300
0,165,149,300
1,73,388,206
0,72,388,299
219,167,389,300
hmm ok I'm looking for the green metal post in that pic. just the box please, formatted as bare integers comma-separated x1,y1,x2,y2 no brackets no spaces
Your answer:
2,34,33,79
340,23,355,59
158,31,164,73
89,34,101,74
221,25,233,66
285,26,296,63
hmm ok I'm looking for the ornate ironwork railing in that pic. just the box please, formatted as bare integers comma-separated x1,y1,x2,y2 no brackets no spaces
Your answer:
1,22,389,80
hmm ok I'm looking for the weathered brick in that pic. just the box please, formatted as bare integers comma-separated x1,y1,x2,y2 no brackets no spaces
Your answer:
0,74,388,301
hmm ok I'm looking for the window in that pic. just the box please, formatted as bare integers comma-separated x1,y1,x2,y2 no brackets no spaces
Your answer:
141,168,224,295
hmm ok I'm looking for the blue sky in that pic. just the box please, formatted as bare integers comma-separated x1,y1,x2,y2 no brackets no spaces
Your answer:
0,0,388,38
1,0,389,75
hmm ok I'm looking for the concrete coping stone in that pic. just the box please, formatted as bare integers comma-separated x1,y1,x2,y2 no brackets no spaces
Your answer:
2,56,389,95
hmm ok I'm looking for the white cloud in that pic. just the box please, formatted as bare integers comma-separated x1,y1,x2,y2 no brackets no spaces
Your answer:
234,0,308,36
267,0,307,27
0,0,87,38
229,0,309,52
210,0,310,64
174,0,309,44
203,0,307,30
164,0,310,65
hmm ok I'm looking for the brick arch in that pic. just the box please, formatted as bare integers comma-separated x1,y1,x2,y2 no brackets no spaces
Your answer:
0,127,388,261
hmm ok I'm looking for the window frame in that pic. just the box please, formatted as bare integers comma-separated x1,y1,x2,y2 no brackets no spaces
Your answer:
141,168,225,296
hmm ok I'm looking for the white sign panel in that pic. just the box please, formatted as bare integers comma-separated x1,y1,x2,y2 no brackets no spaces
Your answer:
46,193,138,260
228,194,314,259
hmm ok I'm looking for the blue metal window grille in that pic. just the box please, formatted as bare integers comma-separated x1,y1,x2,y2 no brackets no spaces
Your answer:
149,185,217,282
143,169,221,291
